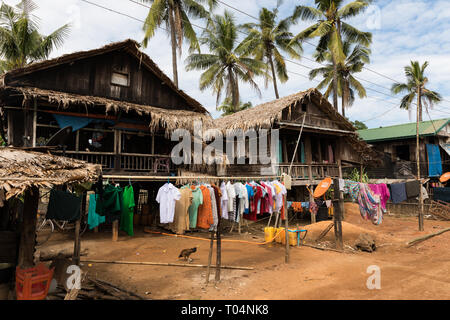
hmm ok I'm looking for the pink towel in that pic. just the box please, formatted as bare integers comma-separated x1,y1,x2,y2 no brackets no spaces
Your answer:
369,184,390,210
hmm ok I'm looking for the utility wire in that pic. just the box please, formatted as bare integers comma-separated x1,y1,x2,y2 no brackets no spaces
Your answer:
82,0,448,124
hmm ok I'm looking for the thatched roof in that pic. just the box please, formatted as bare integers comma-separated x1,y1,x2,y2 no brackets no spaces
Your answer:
211,88,380,164
212,88,356,132
2,39,207,114
1,86,213,136
0,148,101,199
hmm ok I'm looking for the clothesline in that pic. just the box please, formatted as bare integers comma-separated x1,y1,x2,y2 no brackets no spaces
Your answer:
103,175,283,181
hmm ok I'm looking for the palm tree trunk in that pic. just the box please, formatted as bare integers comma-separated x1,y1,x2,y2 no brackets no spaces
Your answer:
269,53,280,99
169,8,179,88
416,86,424,231
332,57,339,111
341,91,345,118
229,68,239,112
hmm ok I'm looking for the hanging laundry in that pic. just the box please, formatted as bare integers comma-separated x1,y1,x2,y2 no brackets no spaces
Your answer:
358,183,383,225
405,180,421,198
219,182,228,220
120,185,135,236
291,202,303,213
156,183,181,224
188,186,203,229
390,183,407,204
208,186,219,231
96,184,123,222
46,189,81,221
368,184,390,211
309,201,318,217
416,186,429,201
170,187,193,235
196,185,214,229
87,194,105,230
226,182,236,215
325,200,332,208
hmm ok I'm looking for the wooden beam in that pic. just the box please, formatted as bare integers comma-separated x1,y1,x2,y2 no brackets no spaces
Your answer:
80,259,254,270
284,196,290,263
112,220,119,242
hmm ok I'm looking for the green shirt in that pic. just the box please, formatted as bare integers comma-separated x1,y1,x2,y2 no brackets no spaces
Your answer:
120,185,135,236
188,187,203,229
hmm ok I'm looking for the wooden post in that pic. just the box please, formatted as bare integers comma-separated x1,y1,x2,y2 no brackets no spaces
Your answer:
215,218,222,283
333,178,343,251
416,89,424,231
73,194,85,265
205,231,214,285
338,160,345,221
112,220,119,242
32,99,37,147
18,186,39,269
284,195,290,263
309,191,316,224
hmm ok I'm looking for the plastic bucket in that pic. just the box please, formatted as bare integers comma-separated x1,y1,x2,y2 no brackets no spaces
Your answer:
264,227,276,243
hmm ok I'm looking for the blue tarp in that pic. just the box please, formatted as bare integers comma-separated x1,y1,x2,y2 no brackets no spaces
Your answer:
427,144,443,177
52,114,93,132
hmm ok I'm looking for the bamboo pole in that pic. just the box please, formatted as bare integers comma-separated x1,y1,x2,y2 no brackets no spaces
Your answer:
284,196,290,263
80,259,254,270
406,227,450,247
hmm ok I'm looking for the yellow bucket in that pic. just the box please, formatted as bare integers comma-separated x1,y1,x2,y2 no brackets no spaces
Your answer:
264,227,276,243
288,231,298,246
276,228,285,243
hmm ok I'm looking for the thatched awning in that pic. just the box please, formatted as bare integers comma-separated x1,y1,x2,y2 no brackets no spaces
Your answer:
0,147,101,199
1,86,214,136
211,89,349,132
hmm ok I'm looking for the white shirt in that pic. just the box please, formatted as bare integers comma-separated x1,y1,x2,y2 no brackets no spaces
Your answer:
272,181,287,212
220,182,229,219
226,182,236,212
156,183,181,224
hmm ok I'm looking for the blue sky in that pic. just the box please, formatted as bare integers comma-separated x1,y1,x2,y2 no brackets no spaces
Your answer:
5,0,450,128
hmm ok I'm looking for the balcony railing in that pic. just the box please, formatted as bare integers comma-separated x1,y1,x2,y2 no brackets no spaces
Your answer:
53,151,174,173
277,163,340,181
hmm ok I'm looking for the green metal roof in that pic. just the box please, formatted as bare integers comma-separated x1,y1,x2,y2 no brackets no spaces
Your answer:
357,118,450,143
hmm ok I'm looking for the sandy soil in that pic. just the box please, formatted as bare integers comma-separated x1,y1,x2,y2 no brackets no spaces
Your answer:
39,203,450,300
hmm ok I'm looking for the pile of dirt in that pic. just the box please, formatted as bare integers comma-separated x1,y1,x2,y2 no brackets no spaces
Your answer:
302,220,377,243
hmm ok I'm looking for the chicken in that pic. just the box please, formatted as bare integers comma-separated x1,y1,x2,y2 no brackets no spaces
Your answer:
178,247,197,263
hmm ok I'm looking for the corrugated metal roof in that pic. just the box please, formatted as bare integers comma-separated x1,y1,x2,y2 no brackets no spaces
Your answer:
357,118,450,143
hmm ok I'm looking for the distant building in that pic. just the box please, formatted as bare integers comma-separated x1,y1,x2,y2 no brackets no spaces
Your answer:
358,118,450,179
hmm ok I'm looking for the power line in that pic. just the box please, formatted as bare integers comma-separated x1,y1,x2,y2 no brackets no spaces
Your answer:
216,0,450,111
82,0,448,124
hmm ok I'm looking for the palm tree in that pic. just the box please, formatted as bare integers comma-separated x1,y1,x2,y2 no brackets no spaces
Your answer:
0,0,70,73
186,11,267,112
141,0,217,88
309,41,370,117
237,4,302,99
391,61,442,122
291,0,372,110
217,97,252,116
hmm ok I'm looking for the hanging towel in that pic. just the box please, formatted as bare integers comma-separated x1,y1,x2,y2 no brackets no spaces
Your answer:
88,194,105,230
46,189,81,221
405,181,421,198
120,185,135,236
325,200,332,208
427,144,443,177
390,183,407,204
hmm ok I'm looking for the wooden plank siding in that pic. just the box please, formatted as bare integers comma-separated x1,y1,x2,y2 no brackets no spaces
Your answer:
6,51,193,112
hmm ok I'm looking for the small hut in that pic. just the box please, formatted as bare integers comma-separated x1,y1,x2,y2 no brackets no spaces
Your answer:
0,147,101,285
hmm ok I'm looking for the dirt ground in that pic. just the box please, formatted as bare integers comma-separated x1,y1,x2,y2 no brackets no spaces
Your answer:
39,203,450,300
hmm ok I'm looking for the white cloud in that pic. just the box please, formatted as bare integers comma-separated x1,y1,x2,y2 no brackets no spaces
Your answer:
1,0,449,125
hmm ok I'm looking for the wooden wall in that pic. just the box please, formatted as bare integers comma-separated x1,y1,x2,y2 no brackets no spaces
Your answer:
6,50,195,112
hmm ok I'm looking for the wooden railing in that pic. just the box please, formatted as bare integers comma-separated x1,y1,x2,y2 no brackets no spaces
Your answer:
53,151,173,173
277,163,340,180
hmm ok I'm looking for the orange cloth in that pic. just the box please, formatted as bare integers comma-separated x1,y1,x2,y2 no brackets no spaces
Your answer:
291,202,303,213
196,186,214,229
280,195,286,220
